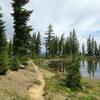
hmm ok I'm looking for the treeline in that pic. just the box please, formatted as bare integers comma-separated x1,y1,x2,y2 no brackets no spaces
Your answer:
45,24,79,58
82,35,100,57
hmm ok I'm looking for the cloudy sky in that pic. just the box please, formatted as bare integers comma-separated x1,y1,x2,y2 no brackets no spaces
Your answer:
0,0,100,48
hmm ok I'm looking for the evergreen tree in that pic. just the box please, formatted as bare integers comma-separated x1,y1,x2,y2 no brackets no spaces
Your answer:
8,39,13,58
31,32,36,57
58,34,64,56
0,8,8,74
65,55,81,90
65,37,71,55
51,36,59,57
35,32,41,55
82,43,85,55
31,32,41,57
12,0,33,61
45,24,54,57
87,35,92,56
69,32,73,55
91,37,95,55
94,40,98,56
98,45,100,57
72,29,79,54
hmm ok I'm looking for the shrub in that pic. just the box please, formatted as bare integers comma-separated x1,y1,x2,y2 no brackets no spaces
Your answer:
20,56,29,66
10,56,19,71
0,53,8,75
65,55,82,90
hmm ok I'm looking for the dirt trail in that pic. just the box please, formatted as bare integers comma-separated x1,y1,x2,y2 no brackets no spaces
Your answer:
28,62,45,100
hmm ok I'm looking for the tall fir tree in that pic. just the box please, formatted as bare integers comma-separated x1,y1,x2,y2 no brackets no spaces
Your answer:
31,32,41,57
51,36,59,57
8,39,13,58
0,8,8,74
82,43,85,55
58,34,64,56
35,32,41,55
45,24,54,57
12,0,33,60
91,37,95,55
87,35,92,56
65,37,71,56
98,45,100,57
94,40,98,56
72,29,79,54
31,32,36,57
69,32,73,55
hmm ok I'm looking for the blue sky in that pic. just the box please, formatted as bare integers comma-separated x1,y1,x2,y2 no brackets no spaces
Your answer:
0,0,100,47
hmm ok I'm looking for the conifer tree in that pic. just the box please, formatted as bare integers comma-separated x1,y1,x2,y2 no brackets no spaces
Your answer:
51,36,59,57
94,40,98,56
69,32,73,55
31,33,36,57
87,35,92,56
12,0,33,61
65,37,70,55
31,32,41,57
92,37,95,55
8,39,13,58
72,29,79,54
0,8,8,74
58,34,64,56
35,32,41,55
45,24,54,57
98,45,100,57
65,55,81,90
82,43,85,55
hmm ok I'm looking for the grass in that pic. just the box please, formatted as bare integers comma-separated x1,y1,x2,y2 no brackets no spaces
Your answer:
27,58,100,100
34,58,100,100
43,74,100,100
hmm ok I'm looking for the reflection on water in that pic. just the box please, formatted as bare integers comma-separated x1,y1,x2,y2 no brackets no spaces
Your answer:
80,60,100,79
49,60,100,79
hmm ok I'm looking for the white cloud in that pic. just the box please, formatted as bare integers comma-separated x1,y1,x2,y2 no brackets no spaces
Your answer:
0,0,100,45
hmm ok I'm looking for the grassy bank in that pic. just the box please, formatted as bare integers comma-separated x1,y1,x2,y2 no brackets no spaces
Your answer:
34,58,100,100
44,75,100,100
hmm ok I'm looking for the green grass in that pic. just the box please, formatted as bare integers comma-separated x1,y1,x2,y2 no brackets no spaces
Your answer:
33,58,100,100
44,74,100,100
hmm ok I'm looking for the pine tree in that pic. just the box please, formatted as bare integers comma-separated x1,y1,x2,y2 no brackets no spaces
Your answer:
94,40,98,56
72,29,79,54
8,39,13,58
31,32,41,57
45,24,54,57
0,8,8,74
69,32,73,55
58,34,64,56
35,32,41,55
51,36,59,57
12,0,33,61
91,37,95,55
98,45,100,57
65,55,81,90
31,32,37,57
87,35,92,56
82,43,85,55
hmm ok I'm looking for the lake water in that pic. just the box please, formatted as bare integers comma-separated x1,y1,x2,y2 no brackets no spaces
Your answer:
80,60,100,79
48,60,100,79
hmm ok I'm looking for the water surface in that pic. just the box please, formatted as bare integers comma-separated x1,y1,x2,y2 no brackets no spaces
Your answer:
48,60,100,79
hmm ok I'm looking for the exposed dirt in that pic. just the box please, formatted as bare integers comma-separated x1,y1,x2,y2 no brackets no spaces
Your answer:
0,63,36,100
28,62,46,100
